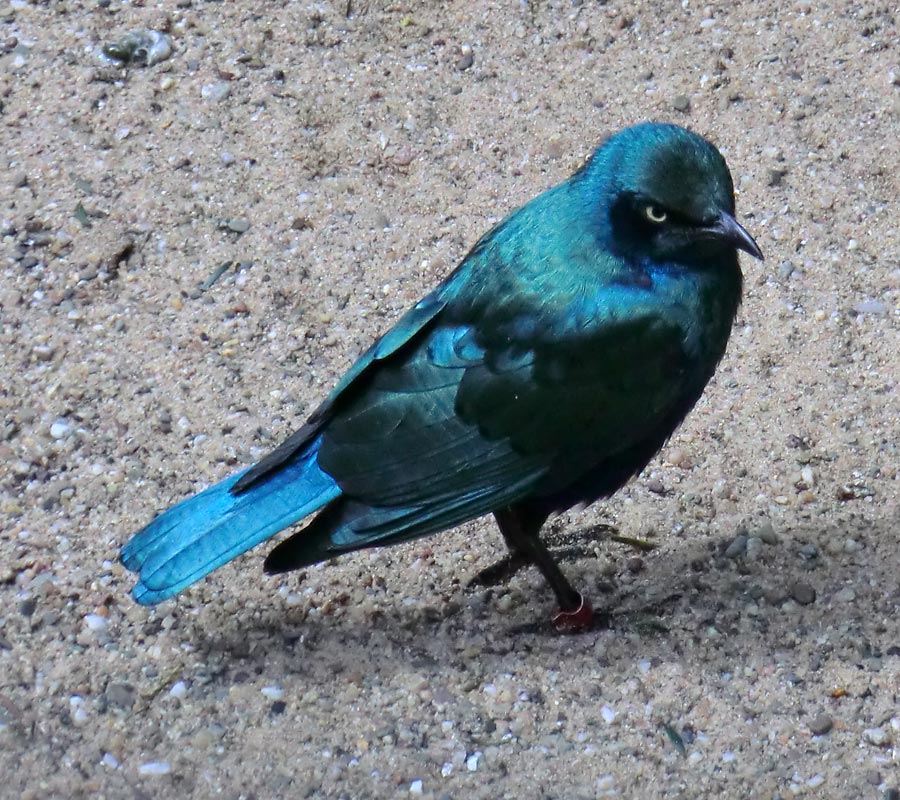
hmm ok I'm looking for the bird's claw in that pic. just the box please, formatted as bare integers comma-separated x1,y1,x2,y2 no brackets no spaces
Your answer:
551,593,593,632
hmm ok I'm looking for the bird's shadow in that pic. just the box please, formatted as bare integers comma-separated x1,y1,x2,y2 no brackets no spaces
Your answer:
171,515,898,688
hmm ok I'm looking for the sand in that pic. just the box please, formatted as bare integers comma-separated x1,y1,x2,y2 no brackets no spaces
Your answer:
1,1,898,798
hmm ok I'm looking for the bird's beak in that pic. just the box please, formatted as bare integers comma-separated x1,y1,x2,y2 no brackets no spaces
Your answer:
708,212,764,261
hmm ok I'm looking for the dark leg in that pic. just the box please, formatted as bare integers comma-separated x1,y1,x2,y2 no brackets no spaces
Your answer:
493,506,594,632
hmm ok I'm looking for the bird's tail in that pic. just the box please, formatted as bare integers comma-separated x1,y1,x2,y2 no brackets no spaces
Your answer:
120,442,341,605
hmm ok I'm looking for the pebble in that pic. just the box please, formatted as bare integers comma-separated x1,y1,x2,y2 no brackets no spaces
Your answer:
790,582,816,605
50,419,73,439
757,522,779,545
106,682,137,710
261,686,284,701
456,46,474,71
138,761,171,776
83,613,108,632
102,30,172,67
852,300,888,315
600,705,617,724
863,727,890,747
465,752,480,771
667,447,689,468
100,753,120,769
672,94,691,112
745,537,764,560
767,168,787,187
843,538,863,554
777,260,796,280
833,587,856,603
226,217,251,234
808,713,833,735
724,534,747,558
798,543,819,561
201,82,232,103
409,779,423,795
169,681,188,699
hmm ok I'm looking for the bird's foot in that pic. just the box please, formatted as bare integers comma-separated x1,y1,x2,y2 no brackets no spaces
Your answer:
551,593,594,633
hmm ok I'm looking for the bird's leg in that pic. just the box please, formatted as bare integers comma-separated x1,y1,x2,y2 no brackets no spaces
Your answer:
493,507,594,632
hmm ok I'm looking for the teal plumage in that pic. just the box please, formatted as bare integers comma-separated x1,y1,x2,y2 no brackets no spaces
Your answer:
121,122,762,628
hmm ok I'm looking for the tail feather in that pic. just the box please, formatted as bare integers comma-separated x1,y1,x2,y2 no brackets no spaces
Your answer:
121,443,340,604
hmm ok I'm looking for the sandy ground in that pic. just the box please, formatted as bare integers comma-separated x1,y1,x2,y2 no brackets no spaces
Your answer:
1,1,899,798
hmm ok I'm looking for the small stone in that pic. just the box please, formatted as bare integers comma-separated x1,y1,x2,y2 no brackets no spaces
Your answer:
138,762,171,776
625,557,644,574
50,419,73,439
757,522,779,545
777,260,795,280
843,538,863,553
409,780,424,795
767,168,787,186
226,217,251,234
808,713,833,735
169,681,188,699
106,682,137,710
83,613,108,631
852,300,888,316
672,94,691,112
745,537,764,561
261,686,284,701
790,581,816,605
456,47,474,71
724,534,748,558
863,727,890,747
19,598,37,617
201,82,231,102
667,447,689,468
798,543,819,561
833,587,856,603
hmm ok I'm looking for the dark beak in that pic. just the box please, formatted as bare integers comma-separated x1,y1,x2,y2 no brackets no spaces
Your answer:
708,212,764,261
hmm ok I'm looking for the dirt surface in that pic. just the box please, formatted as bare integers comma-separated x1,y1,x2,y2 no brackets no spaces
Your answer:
1,1,898,798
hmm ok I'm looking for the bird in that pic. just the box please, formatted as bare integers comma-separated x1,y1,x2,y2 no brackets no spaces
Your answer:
121,122,762,631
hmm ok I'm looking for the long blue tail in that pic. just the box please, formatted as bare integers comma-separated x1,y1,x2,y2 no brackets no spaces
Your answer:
121,442,341,604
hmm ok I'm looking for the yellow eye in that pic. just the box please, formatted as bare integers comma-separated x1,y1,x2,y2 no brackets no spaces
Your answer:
644,204,668,224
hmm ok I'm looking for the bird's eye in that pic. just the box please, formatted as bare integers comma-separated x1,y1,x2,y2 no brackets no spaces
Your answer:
643,204,668,224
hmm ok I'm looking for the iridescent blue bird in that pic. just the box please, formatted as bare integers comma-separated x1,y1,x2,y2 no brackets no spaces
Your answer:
121,122,762,630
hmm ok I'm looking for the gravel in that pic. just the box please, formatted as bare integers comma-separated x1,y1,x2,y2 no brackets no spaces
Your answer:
1,2,898,798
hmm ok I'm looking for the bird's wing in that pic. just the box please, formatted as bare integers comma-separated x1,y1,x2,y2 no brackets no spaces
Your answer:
317,299,691,518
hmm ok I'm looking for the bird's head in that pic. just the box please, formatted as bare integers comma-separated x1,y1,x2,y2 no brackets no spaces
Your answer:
583,123,763,267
